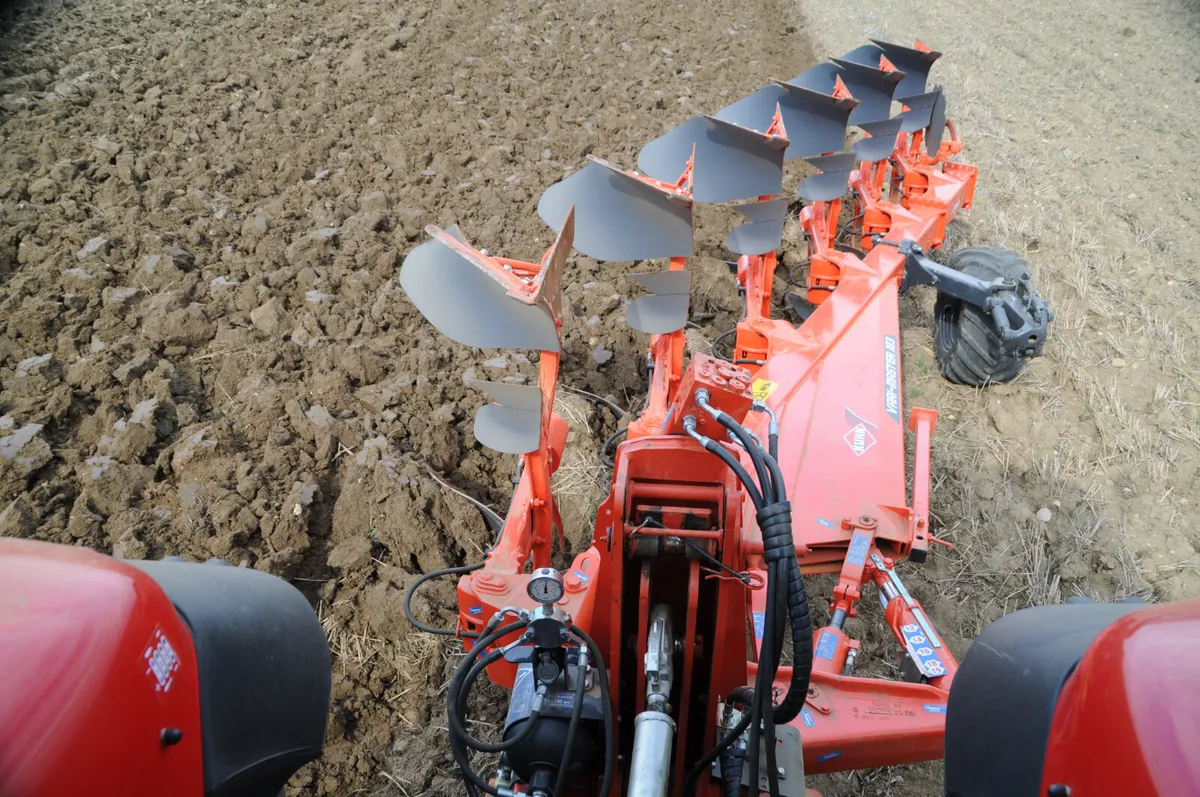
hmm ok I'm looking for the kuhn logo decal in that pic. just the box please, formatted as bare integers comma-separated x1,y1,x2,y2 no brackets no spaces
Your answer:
883,335,901,423
843,408,877,457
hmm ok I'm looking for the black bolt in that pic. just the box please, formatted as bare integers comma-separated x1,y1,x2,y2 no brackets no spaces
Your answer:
160,728,183,746
1047,786,1070,797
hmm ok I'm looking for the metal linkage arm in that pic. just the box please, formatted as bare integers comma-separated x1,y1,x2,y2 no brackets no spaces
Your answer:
893,239,1052,359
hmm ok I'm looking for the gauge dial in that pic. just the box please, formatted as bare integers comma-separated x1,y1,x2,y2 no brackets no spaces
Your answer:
527,568,565,604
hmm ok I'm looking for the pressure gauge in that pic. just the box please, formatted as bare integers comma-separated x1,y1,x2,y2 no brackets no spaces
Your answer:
527,568,565,605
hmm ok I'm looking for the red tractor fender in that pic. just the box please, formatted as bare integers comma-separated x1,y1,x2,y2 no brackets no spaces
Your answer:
0,538,205,797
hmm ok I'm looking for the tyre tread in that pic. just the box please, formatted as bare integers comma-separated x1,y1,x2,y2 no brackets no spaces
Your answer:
934,247,1030,387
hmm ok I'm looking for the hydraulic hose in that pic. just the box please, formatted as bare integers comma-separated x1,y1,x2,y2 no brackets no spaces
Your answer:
723,413,814,725
552,644,589,797
684,687,754,796
684,419,764,511
745,579,770,795
405,475,511,638
453,648,542,753
699,393,776,501
772,555,814,724
719,743,744,796
685,403,815,796
568,624,614,797
405,563,485,638
601,426,628,468
446,619,530,796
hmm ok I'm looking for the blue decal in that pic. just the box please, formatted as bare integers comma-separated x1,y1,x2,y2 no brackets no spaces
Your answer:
814,631,838,661
816,750,842,764
900,621,947,678
846,533,870,566
923,704,948,714
572,570,590,582
816,517,834,529
752,611,765,640
468,606,483,616
801,709,815,728
883,335,901,422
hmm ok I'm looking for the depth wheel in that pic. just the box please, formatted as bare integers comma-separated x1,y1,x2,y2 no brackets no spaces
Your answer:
934,246,1030,386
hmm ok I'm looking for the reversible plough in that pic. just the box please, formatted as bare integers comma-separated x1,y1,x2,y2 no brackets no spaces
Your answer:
400,40,1053,797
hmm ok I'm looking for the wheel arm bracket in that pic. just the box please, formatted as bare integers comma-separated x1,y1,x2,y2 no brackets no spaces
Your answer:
891,239,1052,359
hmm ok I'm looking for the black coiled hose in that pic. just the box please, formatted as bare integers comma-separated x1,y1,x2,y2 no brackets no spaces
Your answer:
445,616,615,797
452,647,542,753
446,619,529,796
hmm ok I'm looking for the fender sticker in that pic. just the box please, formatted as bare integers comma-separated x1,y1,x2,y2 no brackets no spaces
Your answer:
144,628,180,694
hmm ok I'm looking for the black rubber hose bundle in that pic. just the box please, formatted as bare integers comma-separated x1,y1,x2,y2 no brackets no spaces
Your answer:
568,624,615,797
684,406,814,796
446,619,530,796
552,645,589,797
452,647,541,753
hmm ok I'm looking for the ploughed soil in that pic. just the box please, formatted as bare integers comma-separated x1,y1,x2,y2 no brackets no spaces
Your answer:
1,0,1196,793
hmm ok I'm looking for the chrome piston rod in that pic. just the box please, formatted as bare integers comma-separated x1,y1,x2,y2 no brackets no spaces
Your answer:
627,605,676,797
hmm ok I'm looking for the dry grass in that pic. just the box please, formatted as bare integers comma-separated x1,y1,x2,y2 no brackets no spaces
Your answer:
320,603,390,675
552,390,611,549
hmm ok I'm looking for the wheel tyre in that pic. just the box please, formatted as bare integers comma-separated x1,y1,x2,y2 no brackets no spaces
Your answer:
934,246,1030,387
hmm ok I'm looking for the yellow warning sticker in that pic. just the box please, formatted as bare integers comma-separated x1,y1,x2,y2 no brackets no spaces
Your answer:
751,378,778,401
